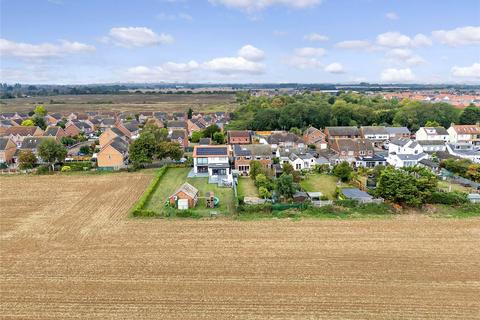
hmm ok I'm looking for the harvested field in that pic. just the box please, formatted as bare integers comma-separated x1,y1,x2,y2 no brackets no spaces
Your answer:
1,173,480,319
0,93,237,114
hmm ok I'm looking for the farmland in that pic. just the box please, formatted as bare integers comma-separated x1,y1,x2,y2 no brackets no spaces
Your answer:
0,93,237,114
1,172,480,319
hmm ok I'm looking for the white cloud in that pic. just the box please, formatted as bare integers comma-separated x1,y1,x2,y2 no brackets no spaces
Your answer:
376,32,431,48
432,26,480,47
335,40,371,49
385,12,399,20
0,38,95,58
412,34,432,47
385,48,426,65
203,56,264,74
285,56,322,69
107,27,173,47
156,12,193,21
324,62,345,74
208,0,321,12
237,44,265,61
380,68,415,82
294,47,326,57
451,63,480,79
304,33,329,42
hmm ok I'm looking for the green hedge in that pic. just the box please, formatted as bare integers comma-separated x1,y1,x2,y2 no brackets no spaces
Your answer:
131,166,168,217
429,191,469,205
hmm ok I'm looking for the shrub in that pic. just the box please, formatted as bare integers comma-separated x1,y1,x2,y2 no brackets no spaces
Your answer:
130,166,168,217
36,165,50,175
175,210,202,219
61,165,71,172
429,191,469,205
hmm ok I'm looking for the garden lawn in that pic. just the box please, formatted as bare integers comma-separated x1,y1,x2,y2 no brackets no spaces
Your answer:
300,174,338,199
145,167,190,213
237,177,259,198
187,177,235,216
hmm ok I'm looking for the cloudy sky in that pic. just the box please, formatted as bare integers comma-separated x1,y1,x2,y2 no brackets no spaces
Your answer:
1,0,479,84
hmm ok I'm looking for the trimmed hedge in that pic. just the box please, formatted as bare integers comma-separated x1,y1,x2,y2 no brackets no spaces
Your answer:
429,191,469,205
131,166,168,217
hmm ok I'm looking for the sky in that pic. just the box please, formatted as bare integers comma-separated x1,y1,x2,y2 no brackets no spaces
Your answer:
0,0,479,84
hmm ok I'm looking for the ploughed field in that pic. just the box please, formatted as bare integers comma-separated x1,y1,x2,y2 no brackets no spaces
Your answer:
1,172,480,319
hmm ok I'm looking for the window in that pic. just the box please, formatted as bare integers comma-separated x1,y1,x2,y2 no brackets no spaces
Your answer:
245,156,252,160
197,157,208,164
296,164,301,170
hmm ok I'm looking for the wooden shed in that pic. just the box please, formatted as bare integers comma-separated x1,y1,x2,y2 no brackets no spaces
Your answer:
169,182,199,209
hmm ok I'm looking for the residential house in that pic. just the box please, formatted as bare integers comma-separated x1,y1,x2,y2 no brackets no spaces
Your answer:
355,154,387,168
385,127,411,140
417,140,447,153
267,132,305,150
169,182,199,209
415,127,449,142
45,113,63,126
98,118,117,132
227,130,252,145
360,126,389,146
447,124,480,145
0,120,15,128
116,122,140,139
187,119,207,135
330,138,374,163
138,112,153,123
0,137,17,164
173,112,186,121
43,126,66,142
192,145,233,186
1,126,44,147
288,152,316,171
167,121,187,135
65,120,93,137
15,136,55,163
303,126,327,150
387,138,428,168
324,126,361,141
96,137,129,170
99,127,126,149
170,129,189,150
446,143,480,163
233,144,272,175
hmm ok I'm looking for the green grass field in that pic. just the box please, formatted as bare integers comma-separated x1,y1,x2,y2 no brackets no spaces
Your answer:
144,167,235,216
300,174,339,199
237,177,259,198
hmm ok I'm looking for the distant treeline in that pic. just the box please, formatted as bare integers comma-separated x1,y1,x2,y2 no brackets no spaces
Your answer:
226,92,480,132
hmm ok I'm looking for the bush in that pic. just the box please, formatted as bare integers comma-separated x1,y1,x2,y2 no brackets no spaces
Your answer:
334,199,359,208
61,165,71,172
36,165,50,175
175,210,202,219
429,191,468,205
130,166,168,217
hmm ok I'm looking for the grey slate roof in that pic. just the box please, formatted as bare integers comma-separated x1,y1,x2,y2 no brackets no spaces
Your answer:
326,126,360,136
233,144,271,157
385,127,410,135
342,188,373,200
108,137,129,153
0,137,11,150
361,126,388,135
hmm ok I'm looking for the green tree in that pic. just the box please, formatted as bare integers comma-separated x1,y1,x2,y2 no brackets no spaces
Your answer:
60,136,76,146
212,132,225,144
190,131,203,143
18,150,37,170
203,125,221,138
32,115,47,130
143,123,168,142
34,105,47,117
275,174,296,200
249,160,263,180
459,105,480,124
289,127,302,135
255,173,268,188
129,132,157,167
37,139,67,171
79,145,92,155
21,119,34,126
333,161,353,182
187,108,193,119
258,186,271,199
424,120,440,127
157,141,184,161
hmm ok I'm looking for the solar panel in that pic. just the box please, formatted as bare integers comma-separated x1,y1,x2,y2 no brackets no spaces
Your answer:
196,147,227,156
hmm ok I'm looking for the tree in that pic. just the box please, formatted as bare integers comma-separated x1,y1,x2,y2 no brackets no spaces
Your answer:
289,127,302,135
212,132,225,144
34,105,47,117
255,173,268,188
32,115,47,130
21,119,34,126
157,141,184,161
249,160,262,180
61,136,76,146
424,120,440,127
190,131,203,143
282,162,294,175
259,186,271,199
459,105,480,124
79,145,92,155
129,132,157,167
142,123,168,142
333,161,353,182
275,174,296,200
18,150,37,170
37,139,67,171
203,125,221,138
187,108,193,119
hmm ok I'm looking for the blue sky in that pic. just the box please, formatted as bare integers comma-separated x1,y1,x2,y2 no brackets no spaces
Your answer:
1,0,479,84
